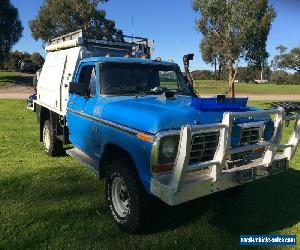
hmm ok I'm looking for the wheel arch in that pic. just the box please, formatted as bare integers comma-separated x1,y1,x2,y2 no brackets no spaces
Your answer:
39,106,50,142
99,143,138,178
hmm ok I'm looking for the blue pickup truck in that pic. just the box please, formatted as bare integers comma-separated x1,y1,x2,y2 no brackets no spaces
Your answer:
31,31,300,232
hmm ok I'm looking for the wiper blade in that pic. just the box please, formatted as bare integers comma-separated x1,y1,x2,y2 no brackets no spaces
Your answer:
135,92,147,97
145,90,163,95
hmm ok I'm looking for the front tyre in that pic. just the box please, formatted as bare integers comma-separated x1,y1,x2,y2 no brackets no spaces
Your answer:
106,159,149,233
42,119,64,156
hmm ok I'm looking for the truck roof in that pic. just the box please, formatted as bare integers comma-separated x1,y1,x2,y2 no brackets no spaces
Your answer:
80,57,178,67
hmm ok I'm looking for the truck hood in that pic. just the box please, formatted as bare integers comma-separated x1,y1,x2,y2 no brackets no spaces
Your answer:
98,95,264,134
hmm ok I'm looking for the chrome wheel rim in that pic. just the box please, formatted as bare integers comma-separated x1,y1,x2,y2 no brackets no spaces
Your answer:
43,125,50,150
111,176,130,218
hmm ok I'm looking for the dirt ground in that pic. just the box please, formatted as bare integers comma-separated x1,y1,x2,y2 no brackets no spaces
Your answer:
0,85,34,99
0,85,299,100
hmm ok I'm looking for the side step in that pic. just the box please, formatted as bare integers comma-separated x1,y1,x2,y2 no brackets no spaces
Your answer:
66,148,99,174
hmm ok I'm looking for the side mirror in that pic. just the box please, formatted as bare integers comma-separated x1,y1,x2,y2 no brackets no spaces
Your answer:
69,82,85,96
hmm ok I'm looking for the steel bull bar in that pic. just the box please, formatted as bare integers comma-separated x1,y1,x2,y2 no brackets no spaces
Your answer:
150,109,300,205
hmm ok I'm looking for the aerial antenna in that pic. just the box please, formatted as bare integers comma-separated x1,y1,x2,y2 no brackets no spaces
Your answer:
131,15,134,43
176,40,185,56
176,39,185,68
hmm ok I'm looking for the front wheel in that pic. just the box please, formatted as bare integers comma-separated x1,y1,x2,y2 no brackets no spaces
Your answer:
106,158,149,233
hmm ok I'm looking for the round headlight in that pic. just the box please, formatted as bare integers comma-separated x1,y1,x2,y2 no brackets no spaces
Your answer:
264,120,274,141
161,137,177,158
158,135,179,164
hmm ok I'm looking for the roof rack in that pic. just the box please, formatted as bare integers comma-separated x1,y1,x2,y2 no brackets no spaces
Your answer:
46,30,154,58
49,30,83,45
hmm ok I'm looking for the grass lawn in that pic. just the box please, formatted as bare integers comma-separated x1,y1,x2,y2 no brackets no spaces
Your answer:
0,100,299,249
0,71,33,87
195,80,300,95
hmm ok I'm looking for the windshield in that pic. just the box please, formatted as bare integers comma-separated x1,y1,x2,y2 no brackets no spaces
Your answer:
100,63,192,96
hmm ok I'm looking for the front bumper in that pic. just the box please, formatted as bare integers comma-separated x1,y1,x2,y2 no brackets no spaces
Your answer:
150,109,300,206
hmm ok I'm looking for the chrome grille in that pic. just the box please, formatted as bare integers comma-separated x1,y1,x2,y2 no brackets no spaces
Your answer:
189,132,220,165
240,127,260,146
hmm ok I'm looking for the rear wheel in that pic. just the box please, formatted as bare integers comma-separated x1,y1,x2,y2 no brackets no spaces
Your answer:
106,158,149,233
42,119,64,156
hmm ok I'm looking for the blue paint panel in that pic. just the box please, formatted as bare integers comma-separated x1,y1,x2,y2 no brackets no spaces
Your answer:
66,57,271,194
95,95,269,134
67,61,99,157
92,120,153,191
191,96,248,111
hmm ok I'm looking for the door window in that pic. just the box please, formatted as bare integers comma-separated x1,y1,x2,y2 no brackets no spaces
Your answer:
78,65,96,97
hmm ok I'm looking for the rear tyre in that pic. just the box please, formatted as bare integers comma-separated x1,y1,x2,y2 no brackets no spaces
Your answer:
106,158,149,233
42,119,64,156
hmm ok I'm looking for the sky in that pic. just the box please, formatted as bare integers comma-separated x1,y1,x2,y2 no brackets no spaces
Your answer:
11,0,300,71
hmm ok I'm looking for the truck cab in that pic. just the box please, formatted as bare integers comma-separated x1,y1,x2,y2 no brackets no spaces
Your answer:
31,31,300,233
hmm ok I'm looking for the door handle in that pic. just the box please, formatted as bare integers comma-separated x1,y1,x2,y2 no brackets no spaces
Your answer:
92,126,98,133
69,99,77,106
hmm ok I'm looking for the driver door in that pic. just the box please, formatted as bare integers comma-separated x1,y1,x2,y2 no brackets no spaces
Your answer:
67,63,98,156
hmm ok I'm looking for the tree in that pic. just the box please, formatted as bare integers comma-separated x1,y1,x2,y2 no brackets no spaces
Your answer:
30,52,45,67
290,73,300,85
200,33,225,80
270,70,289,84
0,0,23,63
236,66,271,82
2,51,30,71
29,0,123,43
193,0,276,97
1,51,45,71
191,70,214,80
272,45,300,73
